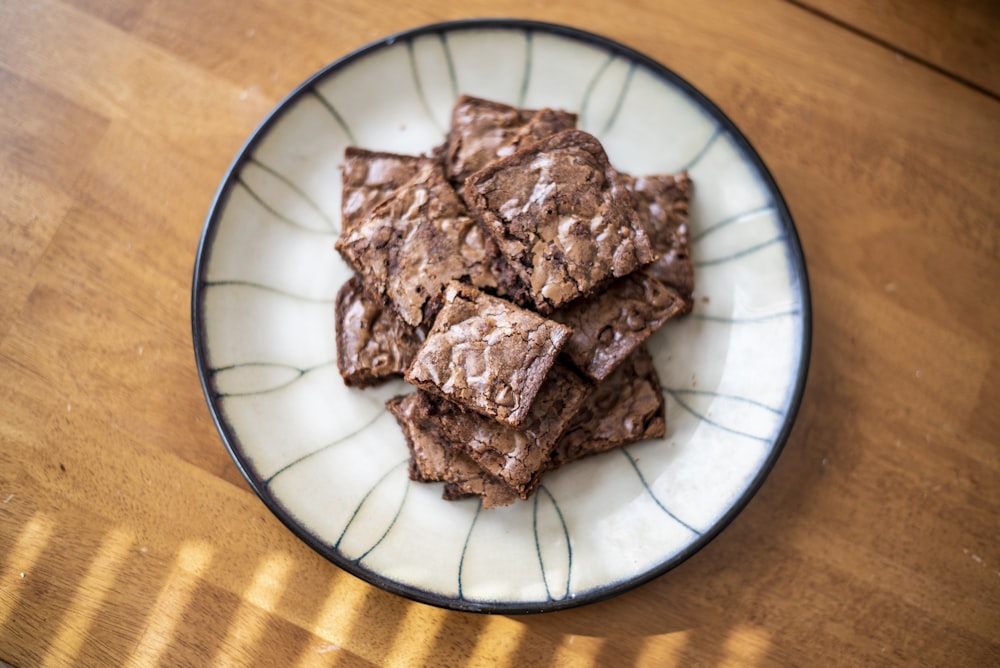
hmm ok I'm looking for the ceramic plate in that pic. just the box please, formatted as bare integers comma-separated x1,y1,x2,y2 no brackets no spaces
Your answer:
192,19,811,613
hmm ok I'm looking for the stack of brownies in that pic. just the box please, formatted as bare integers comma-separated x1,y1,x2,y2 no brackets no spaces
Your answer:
334,95,694,508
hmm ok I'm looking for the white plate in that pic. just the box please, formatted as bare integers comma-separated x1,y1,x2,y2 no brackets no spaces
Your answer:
192,19,811,613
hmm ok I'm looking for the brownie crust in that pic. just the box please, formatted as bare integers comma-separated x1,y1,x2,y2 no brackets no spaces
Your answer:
413,363,589,497
550,346,666,468
464,129,655,313
405,282,572,428
335,160,500,327
387,394,518,508
552,270,685,382
445,95,577,186
623,171,694,311
340,147,422,235
335,275,425,387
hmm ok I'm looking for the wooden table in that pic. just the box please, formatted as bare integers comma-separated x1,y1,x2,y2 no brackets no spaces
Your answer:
2,1,997,665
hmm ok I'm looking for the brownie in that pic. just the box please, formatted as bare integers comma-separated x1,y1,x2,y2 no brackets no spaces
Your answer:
549,346,666,468
335,275,425,387
387,394,518,508
551,270,686,382
335,159,501,327
444,95,577,186
414,364,590,498
622,171,695,311
464,129,656,313
340,147,422,235
404,282,572,428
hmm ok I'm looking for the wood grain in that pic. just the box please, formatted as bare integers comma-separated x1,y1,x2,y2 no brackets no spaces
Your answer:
791,0,1000,96
1,0,998,666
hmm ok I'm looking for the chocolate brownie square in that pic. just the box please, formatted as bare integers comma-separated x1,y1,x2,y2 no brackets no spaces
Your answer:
549,346,666,468
464,129,656,313
444,95,577,185
387,393,517,508
405,282,572,428
622,171,695,311
551,270,686,382
415,364,590,498
340,147,422,235
335,159,501,327
335,275,425,387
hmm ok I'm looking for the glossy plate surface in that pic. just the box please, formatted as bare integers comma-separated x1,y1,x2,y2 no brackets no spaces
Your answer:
192,19,811,613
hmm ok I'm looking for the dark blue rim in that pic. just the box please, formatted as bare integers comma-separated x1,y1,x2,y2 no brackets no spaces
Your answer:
191,18,812,615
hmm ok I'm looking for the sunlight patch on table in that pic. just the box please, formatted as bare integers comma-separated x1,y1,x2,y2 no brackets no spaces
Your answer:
465,615,527,667
42,527,132,668
213,551,292,668
0,512,55,631
380,602,449,668
720,625,771,666
297,570,372,664
127,540,213,667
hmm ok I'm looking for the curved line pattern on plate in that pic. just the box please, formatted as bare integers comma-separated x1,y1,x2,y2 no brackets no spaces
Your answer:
678,125,723,172
201,280,336,304
263,407,389,485
336,458,412,561
533,485,573,602
693,309,802,324
308,87,357,145
244,156,339,233
599,61,637,135
579,53,616,130
579,54,638,134
233,174,336,237
692,204,775,243
518,30,532,106
439,34,459,99
407,40,447,134
663,388,773,443
667,388,783,415
694,235,785,267
210,360,338,398
619,449,702,535
456,501,484,599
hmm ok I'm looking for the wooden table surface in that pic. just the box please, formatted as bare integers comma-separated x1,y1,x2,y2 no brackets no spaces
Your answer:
2,0,998,665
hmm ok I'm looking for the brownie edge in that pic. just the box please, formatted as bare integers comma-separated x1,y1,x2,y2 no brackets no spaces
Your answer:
464,129,655,313
405,282,573,428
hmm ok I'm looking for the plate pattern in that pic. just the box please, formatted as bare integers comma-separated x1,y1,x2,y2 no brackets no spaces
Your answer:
193,19,810,613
